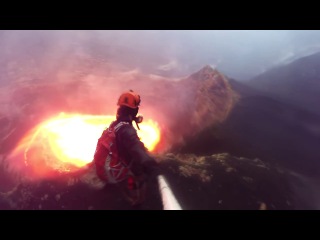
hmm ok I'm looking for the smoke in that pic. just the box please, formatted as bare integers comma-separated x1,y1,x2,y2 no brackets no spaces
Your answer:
2,30,320,84
0,30,239,139
3,30,317,182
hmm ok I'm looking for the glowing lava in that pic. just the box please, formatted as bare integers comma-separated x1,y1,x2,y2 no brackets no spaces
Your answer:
14,113,161,174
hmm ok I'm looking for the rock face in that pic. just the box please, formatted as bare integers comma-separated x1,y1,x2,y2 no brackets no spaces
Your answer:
247,51,320,115
0,153,299,210
180,78,320,177
175,66,237,141
138,66,238,151
0,169,163,210
158,153,296,210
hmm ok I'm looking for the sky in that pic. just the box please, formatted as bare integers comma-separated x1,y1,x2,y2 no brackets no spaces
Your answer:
1,30,320,82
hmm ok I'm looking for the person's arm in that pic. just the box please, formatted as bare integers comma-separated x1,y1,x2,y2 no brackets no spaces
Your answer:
117,125,159,177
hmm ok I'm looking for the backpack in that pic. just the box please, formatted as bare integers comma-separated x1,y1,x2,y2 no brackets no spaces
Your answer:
93,121,131,184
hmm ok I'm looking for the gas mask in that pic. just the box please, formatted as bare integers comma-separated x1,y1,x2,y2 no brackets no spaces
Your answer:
134,115,143,130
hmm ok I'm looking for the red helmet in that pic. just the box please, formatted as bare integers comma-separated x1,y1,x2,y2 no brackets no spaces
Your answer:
117,90,141,109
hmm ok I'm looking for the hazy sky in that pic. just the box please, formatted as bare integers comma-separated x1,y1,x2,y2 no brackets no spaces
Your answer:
100,30,320,80
1,30,320,81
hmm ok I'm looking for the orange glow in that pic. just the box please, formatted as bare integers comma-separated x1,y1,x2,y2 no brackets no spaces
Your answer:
13,113,161,174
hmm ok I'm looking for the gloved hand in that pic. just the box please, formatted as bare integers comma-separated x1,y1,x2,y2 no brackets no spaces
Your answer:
142,159,160,179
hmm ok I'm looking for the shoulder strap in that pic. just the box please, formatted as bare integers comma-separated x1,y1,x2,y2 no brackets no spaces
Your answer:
114,121,130,132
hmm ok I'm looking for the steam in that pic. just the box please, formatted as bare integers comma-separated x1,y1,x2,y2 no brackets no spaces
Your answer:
1,30,319,182
2,30,320,84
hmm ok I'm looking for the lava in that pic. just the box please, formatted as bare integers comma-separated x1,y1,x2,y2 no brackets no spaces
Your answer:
12,113,161,175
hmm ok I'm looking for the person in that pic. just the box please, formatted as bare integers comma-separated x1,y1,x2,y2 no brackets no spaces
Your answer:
93,90,159,206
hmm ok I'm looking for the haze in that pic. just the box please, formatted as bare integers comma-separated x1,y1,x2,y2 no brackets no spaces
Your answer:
1,30,320,83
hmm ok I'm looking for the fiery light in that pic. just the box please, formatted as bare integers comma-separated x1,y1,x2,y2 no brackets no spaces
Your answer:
13,113,161,175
